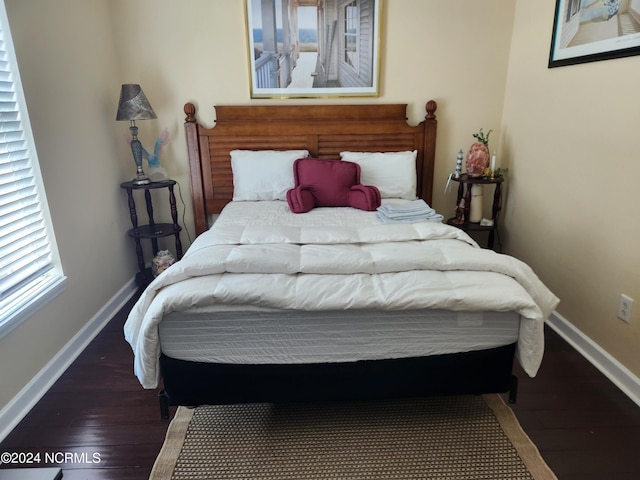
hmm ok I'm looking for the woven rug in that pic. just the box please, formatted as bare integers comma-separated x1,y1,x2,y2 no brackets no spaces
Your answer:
150,394,556,480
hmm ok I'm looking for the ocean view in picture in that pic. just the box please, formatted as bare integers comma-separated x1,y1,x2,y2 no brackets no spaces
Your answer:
246,0,380,97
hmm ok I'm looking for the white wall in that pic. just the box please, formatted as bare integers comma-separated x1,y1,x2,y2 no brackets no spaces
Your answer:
0,0,137,411
501,0,640,375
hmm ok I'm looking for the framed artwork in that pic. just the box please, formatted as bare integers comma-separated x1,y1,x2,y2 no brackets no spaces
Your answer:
549,0,640,67
245,0,381,98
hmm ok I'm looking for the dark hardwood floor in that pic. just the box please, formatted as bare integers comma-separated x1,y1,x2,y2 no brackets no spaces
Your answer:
509,329,640,479
0,294,174,480
1,293,640,479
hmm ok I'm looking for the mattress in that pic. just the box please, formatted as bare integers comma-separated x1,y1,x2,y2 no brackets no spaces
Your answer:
126,200,559,388
158,307,520,364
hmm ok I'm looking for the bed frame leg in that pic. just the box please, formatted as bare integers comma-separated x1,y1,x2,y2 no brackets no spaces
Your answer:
508,375,518,404
159,389,170,419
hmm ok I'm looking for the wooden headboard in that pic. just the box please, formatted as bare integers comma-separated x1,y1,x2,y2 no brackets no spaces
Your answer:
184,101,438,236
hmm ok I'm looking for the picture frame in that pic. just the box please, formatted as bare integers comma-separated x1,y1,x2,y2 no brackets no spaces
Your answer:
245,0,381,98
549,0,640,68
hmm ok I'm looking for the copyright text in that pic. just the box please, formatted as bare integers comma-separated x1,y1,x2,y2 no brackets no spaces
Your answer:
1,451,101,465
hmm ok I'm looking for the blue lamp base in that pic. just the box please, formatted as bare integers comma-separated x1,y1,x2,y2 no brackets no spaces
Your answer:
129,122,150,185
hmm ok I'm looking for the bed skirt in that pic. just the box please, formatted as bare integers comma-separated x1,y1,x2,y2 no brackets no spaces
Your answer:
157,343,518,418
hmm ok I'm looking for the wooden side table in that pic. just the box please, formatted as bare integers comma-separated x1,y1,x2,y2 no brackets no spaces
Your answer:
120,179,183,287
446,174,504,250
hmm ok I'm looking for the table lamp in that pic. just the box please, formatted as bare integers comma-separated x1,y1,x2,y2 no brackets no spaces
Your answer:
116,84,157,185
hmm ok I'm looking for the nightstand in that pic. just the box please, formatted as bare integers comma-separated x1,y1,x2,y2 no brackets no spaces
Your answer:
446,174,504,250
120,179,183,287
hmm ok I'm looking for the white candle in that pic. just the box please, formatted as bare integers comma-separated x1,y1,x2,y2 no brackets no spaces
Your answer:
490,152,497,172
470,184,483,223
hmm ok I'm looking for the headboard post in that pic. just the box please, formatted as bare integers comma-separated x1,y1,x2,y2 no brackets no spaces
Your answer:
184,103,208,235
184,101,439,236
421,100,438,203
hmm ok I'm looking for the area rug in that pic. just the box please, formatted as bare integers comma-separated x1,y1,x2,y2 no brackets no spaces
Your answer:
149,394,556,480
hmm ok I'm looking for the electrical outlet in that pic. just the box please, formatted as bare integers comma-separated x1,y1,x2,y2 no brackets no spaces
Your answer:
617,294,633,323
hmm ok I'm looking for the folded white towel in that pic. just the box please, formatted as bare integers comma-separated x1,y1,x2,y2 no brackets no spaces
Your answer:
376,212,444,224
376,199,443,224
377,199,434,218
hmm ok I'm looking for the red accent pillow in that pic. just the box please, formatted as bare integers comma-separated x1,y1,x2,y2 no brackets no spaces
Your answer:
286,158,381,213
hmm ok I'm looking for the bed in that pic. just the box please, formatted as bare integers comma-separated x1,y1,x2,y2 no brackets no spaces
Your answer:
124,101,559,419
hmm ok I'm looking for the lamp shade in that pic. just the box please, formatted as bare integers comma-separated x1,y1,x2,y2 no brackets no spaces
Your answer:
116,84,157,121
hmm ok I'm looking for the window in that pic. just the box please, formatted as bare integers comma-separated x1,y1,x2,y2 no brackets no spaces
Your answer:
566,0,581,22
0,1,65,338
344,1,359,70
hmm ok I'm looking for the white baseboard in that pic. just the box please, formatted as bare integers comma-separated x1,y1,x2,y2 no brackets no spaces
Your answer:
0,278,138,442
546,311,640,407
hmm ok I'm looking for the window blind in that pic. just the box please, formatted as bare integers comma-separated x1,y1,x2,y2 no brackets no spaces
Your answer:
0,3,64,335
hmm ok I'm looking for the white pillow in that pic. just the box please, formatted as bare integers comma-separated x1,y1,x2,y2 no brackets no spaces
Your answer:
231,149,309,201
340,150,417,200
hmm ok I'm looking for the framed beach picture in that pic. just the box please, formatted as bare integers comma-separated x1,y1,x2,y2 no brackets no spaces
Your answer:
245,0,381,98
549,0,640,67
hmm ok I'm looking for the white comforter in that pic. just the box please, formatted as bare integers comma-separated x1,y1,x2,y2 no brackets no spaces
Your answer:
124,201,559,389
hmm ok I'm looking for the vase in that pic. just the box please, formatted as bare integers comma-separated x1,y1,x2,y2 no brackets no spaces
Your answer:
466,142,490,178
